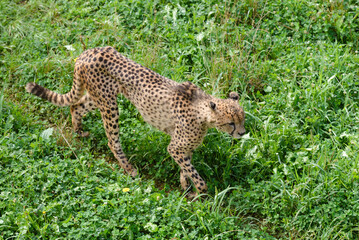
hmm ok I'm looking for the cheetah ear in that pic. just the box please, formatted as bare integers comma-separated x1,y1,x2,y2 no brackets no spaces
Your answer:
228,92,239,101
210,102,216,110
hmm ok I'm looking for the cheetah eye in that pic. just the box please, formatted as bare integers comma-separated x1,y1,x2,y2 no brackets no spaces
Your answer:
229,122,235,127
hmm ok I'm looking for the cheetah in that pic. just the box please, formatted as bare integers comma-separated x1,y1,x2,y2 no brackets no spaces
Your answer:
26,46,245,197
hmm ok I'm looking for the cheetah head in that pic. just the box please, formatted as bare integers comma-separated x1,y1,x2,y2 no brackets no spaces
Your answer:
209,92,245,139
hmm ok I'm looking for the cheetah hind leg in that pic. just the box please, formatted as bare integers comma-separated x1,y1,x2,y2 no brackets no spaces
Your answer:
97,97,138,178
70,93,97,137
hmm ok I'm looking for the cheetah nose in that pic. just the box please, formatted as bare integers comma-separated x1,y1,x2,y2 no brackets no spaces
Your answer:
239,131,245,136
233,131,245,139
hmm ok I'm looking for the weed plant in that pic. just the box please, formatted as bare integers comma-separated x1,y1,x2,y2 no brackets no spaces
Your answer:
0,0,358,239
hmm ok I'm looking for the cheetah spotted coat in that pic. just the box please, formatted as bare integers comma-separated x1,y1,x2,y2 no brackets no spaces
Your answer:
26,46,245,197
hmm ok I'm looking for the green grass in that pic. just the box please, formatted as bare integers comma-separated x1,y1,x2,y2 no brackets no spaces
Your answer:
1,0,359,239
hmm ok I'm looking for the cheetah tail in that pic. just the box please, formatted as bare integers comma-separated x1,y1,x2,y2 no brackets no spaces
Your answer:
25,80,84,107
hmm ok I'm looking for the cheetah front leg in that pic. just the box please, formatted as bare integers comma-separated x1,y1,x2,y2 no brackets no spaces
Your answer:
168,142,208,198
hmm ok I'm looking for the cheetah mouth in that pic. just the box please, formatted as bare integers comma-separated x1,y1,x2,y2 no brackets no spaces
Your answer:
232,132,245,139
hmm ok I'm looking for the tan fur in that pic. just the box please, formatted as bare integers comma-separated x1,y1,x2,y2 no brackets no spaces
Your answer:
26,46,245,196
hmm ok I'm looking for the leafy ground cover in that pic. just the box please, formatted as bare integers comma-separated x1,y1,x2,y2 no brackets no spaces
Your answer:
1,0,358,239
